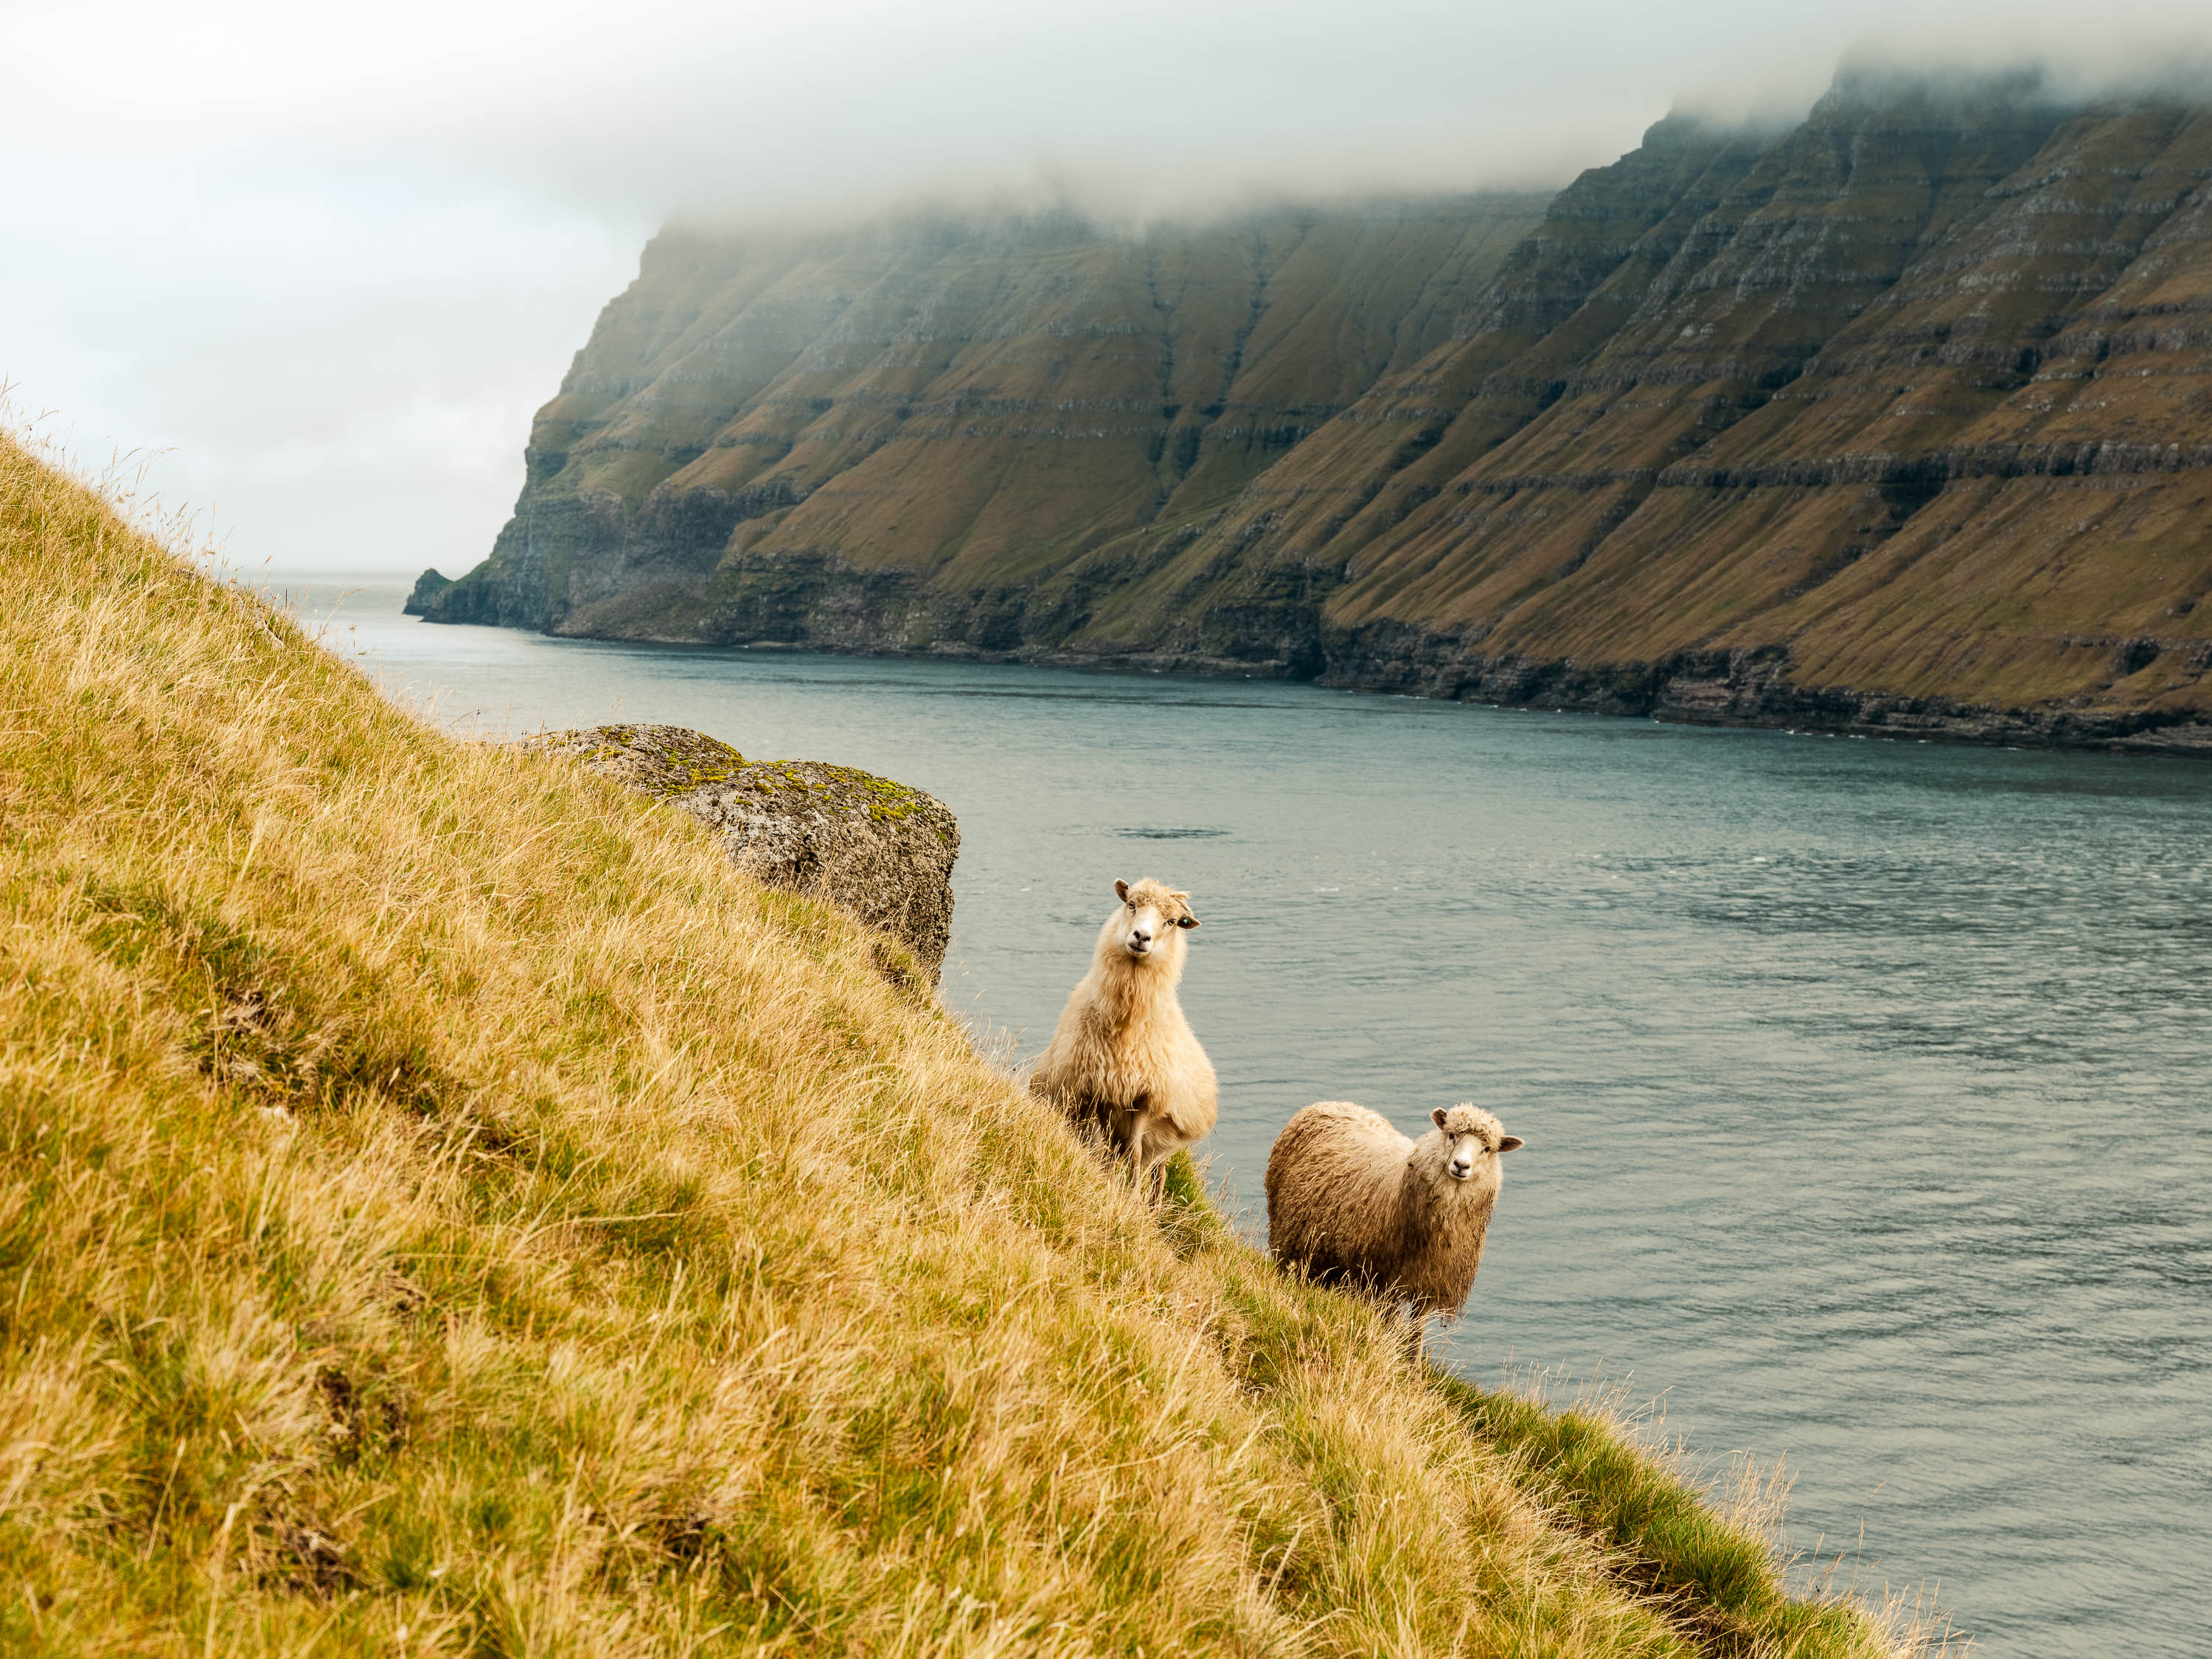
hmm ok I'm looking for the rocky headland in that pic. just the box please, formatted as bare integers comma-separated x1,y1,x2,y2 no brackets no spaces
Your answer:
419,66,2212,757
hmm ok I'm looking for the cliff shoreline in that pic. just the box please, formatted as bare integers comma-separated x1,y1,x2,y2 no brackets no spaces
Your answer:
428,597,2212,759
422,64,2212,762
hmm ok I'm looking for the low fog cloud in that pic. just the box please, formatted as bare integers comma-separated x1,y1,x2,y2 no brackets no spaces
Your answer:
3,0,2208,574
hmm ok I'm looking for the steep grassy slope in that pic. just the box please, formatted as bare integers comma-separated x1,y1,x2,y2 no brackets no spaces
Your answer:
428,67,2212,755
1,435,1913,1653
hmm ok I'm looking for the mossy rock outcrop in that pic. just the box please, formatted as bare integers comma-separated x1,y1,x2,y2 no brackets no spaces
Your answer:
521,724,959,987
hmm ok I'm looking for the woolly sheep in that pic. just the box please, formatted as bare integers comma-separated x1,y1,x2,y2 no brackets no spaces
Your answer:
1031,877,1218,1192
1265,1101,1523,1323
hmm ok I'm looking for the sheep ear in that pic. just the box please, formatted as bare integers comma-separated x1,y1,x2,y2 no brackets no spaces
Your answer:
1498,1136,1525,1152
1175,915,1198,929
1430,1108,1449,1130
1114,879,1130,901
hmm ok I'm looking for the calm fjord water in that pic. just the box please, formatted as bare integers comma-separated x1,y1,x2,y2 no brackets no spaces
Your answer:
295,577,2210,1658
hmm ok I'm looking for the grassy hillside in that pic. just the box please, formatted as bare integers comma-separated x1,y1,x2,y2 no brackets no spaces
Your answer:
0,431,1919,1655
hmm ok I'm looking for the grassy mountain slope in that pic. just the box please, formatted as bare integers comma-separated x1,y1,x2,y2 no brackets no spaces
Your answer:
2,433,1909,1655
1135,73,2212,745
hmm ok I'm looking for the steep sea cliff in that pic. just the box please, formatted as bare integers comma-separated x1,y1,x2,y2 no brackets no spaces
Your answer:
422,67,2212,756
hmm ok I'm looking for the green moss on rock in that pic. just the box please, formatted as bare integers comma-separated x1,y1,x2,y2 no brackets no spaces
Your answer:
520,725,961,984
560,724,747,799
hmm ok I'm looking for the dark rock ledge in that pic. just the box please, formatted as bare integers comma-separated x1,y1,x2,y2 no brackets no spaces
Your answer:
1313,628,2212,759
519,724,959,990
402,568,453,616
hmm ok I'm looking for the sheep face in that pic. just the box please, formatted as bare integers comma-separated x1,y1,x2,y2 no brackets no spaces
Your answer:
1110,877,1199,964
1428,1105,1523,1183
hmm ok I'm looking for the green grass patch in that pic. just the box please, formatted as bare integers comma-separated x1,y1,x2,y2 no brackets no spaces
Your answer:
1436,1373,1901,1658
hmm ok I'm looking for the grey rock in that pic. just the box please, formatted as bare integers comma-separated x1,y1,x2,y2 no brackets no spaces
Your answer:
521,724,959,989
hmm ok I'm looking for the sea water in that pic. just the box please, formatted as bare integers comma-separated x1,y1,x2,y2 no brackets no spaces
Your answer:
285,575,2212,1658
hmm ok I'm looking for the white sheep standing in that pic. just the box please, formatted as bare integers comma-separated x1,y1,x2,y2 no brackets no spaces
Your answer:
1031,877,1218,1192
1265,1101,1523,1329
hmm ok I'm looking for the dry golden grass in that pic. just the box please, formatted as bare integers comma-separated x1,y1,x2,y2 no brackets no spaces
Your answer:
0,431,1910,1656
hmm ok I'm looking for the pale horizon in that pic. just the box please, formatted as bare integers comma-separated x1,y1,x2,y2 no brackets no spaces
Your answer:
5,0,2210,577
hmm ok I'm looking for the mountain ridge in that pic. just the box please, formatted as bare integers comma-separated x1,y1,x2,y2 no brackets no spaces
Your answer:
423,67,2212,756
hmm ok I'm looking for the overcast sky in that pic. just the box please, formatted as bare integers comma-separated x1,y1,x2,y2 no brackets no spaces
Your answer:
4,1,2208,578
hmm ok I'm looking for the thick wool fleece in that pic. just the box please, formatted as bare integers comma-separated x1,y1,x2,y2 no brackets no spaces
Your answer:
1030,880,1218,1175
1265,1102,1513,1318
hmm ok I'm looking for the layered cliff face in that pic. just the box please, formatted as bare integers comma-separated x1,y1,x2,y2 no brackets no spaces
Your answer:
1197,71,2212,751
428,69,2212,754
425,195,1549,650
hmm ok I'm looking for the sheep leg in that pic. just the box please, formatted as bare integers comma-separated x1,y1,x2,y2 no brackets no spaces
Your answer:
1117,1103,1159,1203
1125,1124,1160,1204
